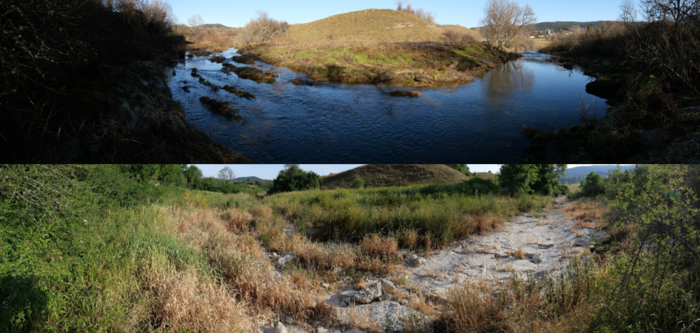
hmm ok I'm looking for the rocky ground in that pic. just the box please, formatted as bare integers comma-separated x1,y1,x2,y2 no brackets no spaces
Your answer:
261,197,609,333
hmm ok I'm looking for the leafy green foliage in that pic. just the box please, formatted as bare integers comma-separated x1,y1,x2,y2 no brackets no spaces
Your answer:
599,165,700,331
268,165,320,194
352,177,365,189
499,164,566,197
445,164,470,175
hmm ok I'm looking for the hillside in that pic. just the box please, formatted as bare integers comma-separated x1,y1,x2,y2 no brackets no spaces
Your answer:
473,172,497,181
560,165,635,184
282,9,446,43
235,176,270,182
321,164,468,189
531,21,612,31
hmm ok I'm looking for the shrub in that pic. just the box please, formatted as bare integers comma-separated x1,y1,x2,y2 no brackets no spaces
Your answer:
443,30,477,44
360,234,398,257
268,165,320,194
236,10,288,44
352,177,365,189
395,0,436,24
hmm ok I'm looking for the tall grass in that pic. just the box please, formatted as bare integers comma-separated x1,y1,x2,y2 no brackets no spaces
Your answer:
263,184,550,247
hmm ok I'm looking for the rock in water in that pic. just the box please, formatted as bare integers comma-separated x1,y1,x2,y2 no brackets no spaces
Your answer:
353,281,382,304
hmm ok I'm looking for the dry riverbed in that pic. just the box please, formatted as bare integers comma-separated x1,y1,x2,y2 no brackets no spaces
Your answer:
260,198,610,333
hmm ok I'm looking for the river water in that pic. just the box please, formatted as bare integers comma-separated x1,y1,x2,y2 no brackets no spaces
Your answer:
168,48,605,162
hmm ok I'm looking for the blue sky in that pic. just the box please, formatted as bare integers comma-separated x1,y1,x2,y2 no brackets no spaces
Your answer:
169,0,622,29
193,164,626,179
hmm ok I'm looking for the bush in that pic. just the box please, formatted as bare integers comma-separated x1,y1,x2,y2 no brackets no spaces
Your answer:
268,165,320,194
352,177,365,189
443,30,477,44
236,10,288,44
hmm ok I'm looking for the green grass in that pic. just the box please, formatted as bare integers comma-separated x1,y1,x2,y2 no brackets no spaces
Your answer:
321,164,468,189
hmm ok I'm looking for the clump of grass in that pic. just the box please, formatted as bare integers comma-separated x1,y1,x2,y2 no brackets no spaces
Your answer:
223,85,256,99
360,234,398,257
210,55,226,63
231,55,257,64
141,255,253,332
199,97,238,118
222,63,275,83
401,229,419,250
513,247,525,260
292,78,317,86
222,208,252,233
389,91,421,97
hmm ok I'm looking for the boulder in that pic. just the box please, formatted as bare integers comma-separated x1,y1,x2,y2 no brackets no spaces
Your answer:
276,253,295,269
380,278,397,294
353,281,382,304
408,254,427,266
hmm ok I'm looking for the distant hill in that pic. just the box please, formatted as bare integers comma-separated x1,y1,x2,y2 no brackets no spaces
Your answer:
531,21,613,31
472,21,613,31
235,176,270,182
202,23,233,29
280,9,481,43
472,172,497,181
321,164,468,189
560,165,635,184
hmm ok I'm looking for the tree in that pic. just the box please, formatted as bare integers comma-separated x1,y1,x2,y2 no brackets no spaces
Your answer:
184,165,203,188
580,172,605,197
480,0,536,48
269,165,320,194
499,164,538,197
530,164,566,195
640,0,700,23
187,14,204,28
218,166,235,183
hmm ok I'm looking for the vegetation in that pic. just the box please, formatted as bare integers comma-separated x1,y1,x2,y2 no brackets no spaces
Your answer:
0,0,247,162
235,11,289,44
4,164,698,332
268,165,321,194
480,0,537,48
240,40,515,86
527,0,700,162
395,0,436,25
498,164,566,197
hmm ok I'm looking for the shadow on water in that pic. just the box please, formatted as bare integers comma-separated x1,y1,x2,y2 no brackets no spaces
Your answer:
168,49,605,163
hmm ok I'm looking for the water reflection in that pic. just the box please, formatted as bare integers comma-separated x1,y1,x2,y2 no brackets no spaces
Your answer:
168,49,605,163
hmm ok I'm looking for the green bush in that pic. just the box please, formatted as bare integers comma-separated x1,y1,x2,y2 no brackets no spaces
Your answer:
352,177,365,189
268,165,320,194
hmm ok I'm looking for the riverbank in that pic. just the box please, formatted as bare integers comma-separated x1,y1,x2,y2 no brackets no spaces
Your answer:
238,42,519,86
522,53,700,163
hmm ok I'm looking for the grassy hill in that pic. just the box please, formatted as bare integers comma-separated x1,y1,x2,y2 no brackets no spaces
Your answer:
283,9,443,43
473,172,497,181
320,164,468,189
281,9,481,43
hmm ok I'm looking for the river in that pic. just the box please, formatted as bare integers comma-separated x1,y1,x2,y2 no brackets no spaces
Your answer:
168,48,605,162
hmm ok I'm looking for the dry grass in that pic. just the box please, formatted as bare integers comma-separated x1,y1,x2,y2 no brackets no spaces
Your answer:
466,215,503,235
402,229,419,250
513,247,525,260
222,208,252,233
564,199,608,227
239,41,509,87
360,234,398,257
141,257,254,332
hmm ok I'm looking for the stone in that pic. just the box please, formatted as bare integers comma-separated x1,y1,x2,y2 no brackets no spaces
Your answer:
380,278,397,294
285,325,308,333
321,283,330,289
344,330,367,333
284,316,294,324
339,290,358,301
538,241,555,249
276,253,295,269
572,238,591,247
337,301,418,331
317,328,329,333
498,259,538,272
352,281,382,304
400,299,408,305
275,322,288,333
340,301,348,307
408,254,427,266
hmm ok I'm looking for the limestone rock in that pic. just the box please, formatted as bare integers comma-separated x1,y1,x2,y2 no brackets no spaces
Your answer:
408,254,427,266
275,322,287,333
339,290,358,301
276,253,295,269
380,278,397,294
353,281,382,304
498,259,538,272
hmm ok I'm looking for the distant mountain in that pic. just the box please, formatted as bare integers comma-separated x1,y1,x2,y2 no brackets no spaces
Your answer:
202,23,232,29
472,21,614,31
531,21,613,31
235,176,270,182
560,165,636,184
